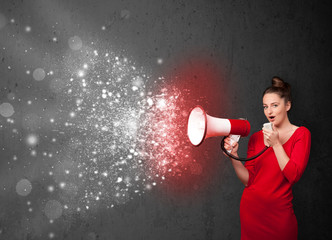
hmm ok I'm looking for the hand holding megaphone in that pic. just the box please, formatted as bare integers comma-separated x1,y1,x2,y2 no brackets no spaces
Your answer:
223,135,240,154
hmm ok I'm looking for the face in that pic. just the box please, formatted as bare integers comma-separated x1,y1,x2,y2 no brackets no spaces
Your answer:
262,93,291,127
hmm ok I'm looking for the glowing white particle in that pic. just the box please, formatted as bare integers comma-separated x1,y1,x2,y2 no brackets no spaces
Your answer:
132,86,138,91
77,70,85,77
116,177,123,183
59,182,66,189
25,26,31,32
50,118,54,123
49,232,55,239
76,99,83,105
156,99,167,109
102,172,108,177
101,26,106,30
147,98,153,106
157,58,163,64
65,170,70,174
83,64,88,69
69,112,76,118
26,134,39,147
48,185,55,192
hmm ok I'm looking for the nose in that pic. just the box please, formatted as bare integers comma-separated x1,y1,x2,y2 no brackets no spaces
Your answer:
267,107,273,115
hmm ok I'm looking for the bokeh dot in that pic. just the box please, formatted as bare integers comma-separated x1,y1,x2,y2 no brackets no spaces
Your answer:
68,36,83,50
33,68,46,81
16,179,32,196
0,102,14,117
44,200,63,220
25,133,39,147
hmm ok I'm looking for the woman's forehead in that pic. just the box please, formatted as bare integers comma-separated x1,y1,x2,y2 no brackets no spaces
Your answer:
263,93,282,103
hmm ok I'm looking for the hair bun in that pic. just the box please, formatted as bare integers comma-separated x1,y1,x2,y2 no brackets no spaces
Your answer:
272,76,286,88
263,76,292,102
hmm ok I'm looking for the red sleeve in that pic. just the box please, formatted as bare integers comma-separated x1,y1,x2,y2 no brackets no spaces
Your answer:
244,133,258,187
282,127,311,185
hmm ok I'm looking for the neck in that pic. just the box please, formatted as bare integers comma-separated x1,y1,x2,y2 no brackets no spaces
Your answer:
274,117,292,131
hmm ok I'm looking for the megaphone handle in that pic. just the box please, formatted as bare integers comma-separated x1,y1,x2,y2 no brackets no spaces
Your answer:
228,134,241,153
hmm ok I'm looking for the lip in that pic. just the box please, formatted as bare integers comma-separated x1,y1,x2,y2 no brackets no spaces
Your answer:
269,116,275,122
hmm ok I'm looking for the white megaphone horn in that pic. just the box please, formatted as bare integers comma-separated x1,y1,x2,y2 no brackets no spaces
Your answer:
187,105,250,146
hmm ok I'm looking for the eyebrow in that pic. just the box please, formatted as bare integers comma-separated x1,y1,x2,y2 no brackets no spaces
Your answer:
263,102,279,105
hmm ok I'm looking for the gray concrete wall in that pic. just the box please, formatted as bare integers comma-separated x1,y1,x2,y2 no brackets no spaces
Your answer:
0,0,331,239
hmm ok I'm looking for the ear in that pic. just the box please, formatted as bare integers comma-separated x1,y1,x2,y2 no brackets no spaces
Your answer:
286,101,291,112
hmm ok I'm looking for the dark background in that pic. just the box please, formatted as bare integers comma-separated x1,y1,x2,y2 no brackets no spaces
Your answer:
0,0,331,239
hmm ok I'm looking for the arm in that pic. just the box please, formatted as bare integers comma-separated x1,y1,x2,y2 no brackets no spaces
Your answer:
272,143,289,170
224,137,249,186
282,129,311,184
263,127,311,184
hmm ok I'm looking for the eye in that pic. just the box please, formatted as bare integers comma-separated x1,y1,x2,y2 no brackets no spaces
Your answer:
263,106,268,110
272,104,278,108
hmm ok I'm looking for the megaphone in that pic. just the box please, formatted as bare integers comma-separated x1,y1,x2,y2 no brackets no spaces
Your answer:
187,105,250,146
187,105,268,161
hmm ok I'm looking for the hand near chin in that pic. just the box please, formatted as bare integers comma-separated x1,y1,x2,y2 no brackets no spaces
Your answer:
262,128,280,147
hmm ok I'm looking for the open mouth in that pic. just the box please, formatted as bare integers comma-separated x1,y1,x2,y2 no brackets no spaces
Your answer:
269,116,275,121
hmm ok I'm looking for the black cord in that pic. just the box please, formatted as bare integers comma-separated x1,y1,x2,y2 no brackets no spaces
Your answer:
220,136,269,161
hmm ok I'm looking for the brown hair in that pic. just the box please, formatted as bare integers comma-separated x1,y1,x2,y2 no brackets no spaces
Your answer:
263,76,292,103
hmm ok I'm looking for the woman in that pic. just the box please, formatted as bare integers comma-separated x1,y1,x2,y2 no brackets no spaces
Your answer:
224,77,311,239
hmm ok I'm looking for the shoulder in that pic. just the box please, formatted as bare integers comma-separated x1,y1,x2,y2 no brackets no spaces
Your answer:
293,126,311,142
295,126,311,137
248,130,263,144
251,130,263,139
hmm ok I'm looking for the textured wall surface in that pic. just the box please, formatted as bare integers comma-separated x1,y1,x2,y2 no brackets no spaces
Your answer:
0,0,331,239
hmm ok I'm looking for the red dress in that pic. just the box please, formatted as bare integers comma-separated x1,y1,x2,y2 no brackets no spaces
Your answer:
240,127,311,240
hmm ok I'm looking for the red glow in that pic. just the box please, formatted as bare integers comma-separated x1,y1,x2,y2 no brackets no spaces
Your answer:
142,56,229,198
